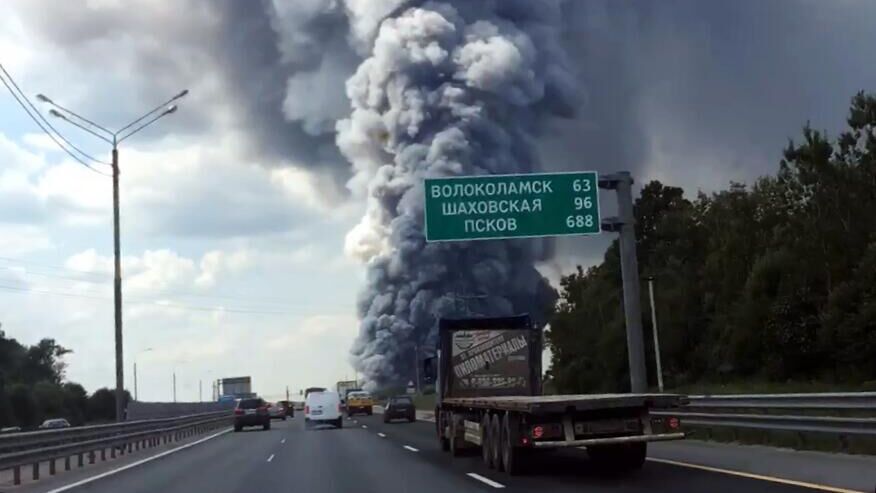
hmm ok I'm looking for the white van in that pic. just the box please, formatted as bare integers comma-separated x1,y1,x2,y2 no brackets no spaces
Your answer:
304,390,343,428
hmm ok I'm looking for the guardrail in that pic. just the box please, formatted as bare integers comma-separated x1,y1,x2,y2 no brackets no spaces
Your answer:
651,392,876,449
0,411,231,485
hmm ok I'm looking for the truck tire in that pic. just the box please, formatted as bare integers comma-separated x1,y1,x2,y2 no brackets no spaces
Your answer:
588,442,647,472
336,417,343,429
481,414,493,468
450,414,464,457
490,415,503,472
438,412,450,452
501,413,523,475
263,422,271,431
234,424,242,432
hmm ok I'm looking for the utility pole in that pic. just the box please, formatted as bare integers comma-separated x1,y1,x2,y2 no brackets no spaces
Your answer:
173,372,177,403
199,380,203,402
286,386,290,402
38,90,188,422
414,342,421,394
646,276,665,392
599,172,648,393
111,146,124,419
133,361,138,401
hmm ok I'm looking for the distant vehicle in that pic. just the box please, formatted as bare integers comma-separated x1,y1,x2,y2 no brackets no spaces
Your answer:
1,426,22,433
267,402,287,421
304,387,326,398
293,401,305,411
277,400,295,417
345,390,373,416
220,376,252,398
336,380,360,404
305,391,342,429
233,397,270,431
383,395,415,423
39,419,71,429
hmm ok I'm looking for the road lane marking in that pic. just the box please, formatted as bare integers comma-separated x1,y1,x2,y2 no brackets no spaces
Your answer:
280,438,286,444
362,425,368,429
647,458,865,493
466,473,505,489
378,433,386,438
403,445,419,452
44,428,232,493
267,454,275,462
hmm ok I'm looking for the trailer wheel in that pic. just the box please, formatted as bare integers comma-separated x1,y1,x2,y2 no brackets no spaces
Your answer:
490,414,503,472
438,411,450,451
450,415,465,457
501,413,523,475
481,414,493,468
588,442,647,472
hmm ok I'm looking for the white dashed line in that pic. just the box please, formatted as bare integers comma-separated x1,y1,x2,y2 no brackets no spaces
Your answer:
403,445,419,452
362,425,368,429
280,438,286,444
267,454,275,462
377,433,386,438
466,473,505,489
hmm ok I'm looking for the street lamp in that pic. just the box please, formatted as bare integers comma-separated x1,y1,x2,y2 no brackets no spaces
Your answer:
172,360,189,403
38,90,188,422
133,347,153,401
644,276,665,392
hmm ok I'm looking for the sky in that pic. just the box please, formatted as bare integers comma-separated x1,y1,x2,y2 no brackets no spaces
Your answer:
1,0,876,402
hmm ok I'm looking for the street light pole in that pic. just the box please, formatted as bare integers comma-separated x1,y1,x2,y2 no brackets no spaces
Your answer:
133,348,152,402
38,90,188,422
646,277,665,392
112,144,124,415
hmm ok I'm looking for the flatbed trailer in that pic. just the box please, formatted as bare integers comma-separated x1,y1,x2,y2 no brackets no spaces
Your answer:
426,315,686,475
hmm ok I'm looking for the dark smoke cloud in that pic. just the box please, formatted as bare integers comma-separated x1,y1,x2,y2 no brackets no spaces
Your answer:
339,0,573,387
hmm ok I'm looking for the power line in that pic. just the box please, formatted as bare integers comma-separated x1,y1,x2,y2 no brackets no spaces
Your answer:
0,63,111,176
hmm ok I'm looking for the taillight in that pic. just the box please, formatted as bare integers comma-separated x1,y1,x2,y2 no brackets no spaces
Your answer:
668,417,680,430
305,405,310,414
257,406,267,413
234,409,243,415
338,403,342,412
531,426,544,439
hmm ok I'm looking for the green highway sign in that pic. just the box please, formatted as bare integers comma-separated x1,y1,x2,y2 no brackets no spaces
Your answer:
424,171,601,242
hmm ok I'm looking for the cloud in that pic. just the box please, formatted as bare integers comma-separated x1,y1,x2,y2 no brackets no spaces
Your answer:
195,250,251,288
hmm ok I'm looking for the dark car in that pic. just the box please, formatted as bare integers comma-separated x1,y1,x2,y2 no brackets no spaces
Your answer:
233,398,270,431
383,395,415,423
277,400,295,418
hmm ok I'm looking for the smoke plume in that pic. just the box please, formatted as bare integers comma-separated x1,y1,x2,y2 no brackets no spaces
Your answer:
337,0,575,388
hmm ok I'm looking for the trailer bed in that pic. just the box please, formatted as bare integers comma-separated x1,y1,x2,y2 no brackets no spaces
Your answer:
441,393,685,414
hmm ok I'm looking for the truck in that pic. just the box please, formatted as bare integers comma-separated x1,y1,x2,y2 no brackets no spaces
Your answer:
423,314,686,475
336,380,361,404
220,377,252,398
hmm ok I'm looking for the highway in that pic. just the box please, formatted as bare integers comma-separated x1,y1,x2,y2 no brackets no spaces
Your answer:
34,414,864,493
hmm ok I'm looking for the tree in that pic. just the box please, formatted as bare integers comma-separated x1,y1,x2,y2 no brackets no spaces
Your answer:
548,92,876,390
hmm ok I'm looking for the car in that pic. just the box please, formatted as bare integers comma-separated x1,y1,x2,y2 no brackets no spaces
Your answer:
345,390,373,416
267,402,287,420
383,395,416,423
305,390,342,429
277,400,295,418
233,397,271,431
39,419,71,429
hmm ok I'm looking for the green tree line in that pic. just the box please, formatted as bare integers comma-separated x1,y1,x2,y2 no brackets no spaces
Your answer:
0,324,130,428
547,92,876,393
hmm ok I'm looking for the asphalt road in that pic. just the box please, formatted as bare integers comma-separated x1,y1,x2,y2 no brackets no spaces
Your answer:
47,414,858,493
